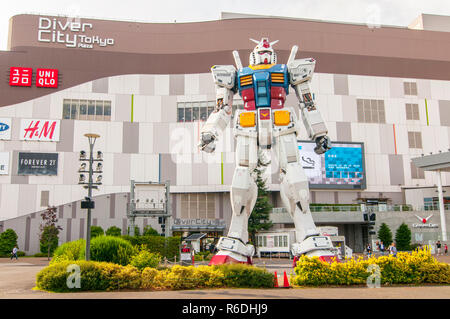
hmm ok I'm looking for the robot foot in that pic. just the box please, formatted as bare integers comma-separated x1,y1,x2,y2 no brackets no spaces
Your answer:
209,250,252,266
291,236,340,267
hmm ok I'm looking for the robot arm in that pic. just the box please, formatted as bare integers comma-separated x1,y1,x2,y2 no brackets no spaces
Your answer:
199,65,236,153
288,52,331,155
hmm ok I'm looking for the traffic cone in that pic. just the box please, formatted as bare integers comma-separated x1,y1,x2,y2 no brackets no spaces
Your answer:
273,272,279,288
282,271,291,288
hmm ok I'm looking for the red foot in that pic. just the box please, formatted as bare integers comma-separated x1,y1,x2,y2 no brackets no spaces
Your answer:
208,254,252,266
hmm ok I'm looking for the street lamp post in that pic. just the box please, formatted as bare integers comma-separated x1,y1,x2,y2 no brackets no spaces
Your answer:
78,133,102,261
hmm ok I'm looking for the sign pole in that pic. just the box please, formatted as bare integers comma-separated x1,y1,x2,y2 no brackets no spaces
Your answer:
436,170,448,241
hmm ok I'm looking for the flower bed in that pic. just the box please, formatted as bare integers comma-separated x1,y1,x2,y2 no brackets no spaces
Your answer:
292,248,450,286
35,262,274,292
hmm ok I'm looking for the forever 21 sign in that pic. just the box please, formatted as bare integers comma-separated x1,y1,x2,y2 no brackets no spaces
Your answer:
18,152,58,176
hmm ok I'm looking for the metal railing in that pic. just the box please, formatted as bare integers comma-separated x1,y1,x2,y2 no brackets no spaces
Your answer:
270,203,446,214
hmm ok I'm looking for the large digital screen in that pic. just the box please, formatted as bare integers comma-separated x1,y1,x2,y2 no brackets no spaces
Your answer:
298,140,366,189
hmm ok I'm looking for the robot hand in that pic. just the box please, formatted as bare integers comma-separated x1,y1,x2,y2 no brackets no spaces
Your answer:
314,135,332,155
199,131,217,153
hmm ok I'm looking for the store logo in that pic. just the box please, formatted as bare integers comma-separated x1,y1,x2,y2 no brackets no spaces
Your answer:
38,17,114,49
20,119,60,142
413,214,438,228
0,123,9,132
9,67,32,87
36,69,58,88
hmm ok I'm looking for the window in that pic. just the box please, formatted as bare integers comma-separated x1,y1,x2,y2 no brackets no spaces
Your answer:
40,190,49,207
180,193,215,219
410,162,425,179
63,99,111,121
404,82,418,95
177,100,244,122
356,99,385,123
408,131,423,149
406,103,420,120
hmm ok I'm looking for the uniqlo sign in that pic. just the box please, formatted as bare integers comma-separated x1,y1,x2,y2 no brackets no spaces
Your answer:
20,119,60,142
9,67,32,87
36,68,58,88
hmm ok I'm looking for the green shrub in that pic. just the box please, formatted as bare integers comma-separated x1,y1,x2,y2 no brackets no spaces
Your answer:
122,235,180,260
90,236,137,266
292,248,450,286
90,226,104,238
395,223,412,251
36,260,141,292
34,252,49,257
0,229,18,255
216,264,274,288
143,226,159,236
105,226,122,237
51,239,86,264
36,261,274,292
130,248,161,270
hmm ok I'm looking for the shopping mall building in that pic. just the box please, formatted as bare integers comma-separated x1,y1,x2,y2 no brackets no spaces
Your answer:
0,12,449,254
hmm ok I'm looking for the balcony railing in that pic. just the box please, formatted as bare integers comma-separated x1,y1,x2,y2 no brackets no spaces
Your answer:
270,203,448,214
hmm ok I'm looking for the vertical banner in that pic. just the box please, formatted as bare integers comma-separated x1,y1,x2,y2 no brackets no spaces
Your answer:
0,152,10,175
18,152,58,175
20,119,60,141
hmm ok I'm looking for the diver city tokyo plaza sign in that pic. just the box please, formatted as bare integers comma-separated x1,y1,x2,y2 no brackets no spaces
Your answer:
38,17,114,49
412,214,439,228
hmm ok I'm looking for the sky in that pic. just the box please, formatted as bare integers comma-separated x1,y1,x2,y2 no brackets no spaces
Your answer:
2,0,450,50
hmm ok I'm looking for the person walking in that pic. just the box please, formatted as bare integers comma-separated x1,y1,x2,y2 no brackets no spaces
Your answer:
366,244,372,258
10,246,18,261
379,241,385,256
436,241,442,256
444,243,448,255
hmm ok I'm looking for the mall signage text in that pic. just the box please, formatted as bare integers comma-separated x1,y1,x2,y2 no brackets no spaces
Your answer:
38,17,114,49
20,119,60,142
9,67,59,88
18,152,58,176
173,219,226,227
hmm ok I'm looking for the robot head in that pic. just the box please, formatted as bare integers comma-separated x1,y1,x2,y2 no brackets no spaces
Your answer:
249,38,279,66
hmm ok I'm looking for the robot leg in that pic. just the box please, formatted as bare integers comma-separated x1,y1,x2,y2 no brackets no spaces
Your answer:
209,133,258,265
275,131,337,262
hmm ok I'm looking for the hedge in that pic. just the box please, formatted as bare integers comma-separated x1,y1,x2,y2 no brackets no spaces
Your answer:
51,236,137,265
35,261,274,292
292,247,450,286
121,235,180,260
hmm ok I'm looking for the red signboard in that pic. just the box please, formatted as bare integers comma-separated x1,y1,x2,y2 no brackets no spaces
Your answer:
9,67,33,87
36,69,58,88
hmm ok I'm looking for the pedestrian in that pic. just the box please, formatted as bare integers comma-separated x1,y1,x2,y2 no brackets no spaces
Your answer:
444,243,448,255
380,241,385,256
10,245,18,261
389,243,397,257
436,241,442,256
366,244,372,258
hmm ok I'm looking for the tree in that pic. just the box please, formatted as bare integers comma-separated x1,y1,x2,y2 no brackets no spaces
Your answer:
248,151,273,248
143,225,159,236
39,206,62,260
90,226,104,238
105,226,122,237
395,223,412,251
377,223,393,248
39,226,59,255
0,229,18,256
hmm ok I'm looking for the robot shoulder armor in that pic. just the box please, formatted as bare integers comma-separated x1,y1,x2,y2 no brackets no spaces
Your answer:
211,65,237,89
287,58,316,85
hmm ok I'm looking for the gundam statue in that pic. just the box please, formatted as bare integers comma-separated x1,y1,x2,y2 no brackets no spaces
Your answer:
199,38,336,265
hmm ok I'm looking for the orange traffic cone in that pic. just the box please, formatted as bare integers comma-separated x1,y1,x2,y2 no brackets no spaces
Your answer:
273,272,279,288
282,271,291,288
